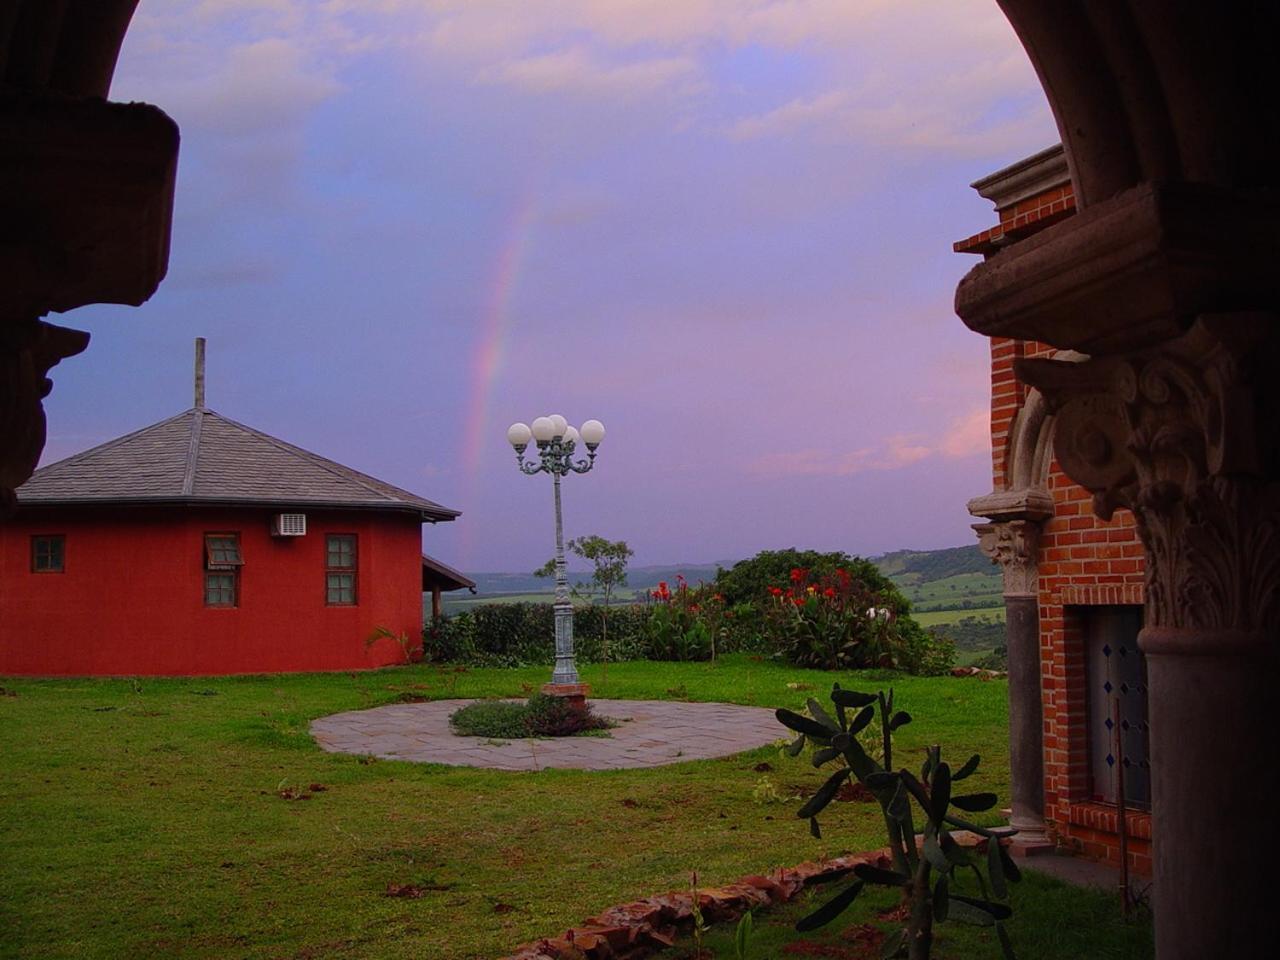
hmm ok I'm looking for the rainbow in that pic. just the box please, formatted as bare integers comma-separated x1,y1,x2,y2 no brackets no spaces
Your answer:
457,192,539,562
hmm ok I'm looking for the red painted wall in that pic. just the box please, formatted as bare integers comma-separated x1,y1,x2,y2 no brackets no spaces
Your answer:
0,506,424,675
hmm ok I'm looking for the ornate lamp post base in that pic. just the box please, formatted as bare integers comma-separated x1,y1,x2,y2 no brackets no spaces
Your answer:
541,682,592,711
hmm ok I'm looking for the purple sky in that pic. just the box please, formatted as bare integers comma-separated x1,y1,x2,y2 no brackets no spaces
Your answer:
43,1,1058,571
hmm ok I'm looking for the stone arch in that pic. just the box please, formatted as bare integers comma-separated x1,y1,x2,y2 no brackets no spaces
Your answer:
0,0,139,98
1002,350,1087,496
997,1,1280,205
1003,386,1053,496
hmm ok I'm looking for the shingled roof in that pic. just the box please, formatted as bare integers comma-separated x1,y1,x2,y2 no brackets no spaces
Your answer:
17,407,459,521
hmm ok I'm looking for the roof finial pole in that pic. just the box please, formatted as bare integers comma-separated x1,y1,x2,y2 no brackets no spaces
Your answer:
194,337,206,409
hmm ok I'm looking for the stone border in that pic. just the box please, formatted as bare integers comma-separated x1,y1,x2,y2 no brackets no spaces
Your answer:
500,849,894,960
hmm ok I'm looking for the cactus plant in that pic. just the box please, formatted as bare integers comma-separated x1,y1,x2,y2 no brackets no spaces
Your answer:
776,685,1020,960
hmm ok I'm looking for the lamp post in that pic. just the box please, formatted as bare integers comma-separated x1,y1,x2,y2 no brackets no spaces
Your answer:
507,414,606,694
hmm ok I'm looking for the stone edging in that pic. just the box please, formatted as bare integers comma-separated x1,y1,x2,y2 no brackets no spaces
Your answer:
499,848,893,960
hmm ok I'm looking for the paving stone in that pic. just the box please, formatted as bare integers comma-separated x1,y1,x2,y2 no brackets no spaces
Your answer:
308,698,785,771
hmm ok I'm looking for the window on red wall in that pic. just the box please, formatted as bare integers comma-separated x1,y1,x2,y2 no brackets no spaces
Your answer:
31,534,65,572
204,533,242,607
326,534,357,605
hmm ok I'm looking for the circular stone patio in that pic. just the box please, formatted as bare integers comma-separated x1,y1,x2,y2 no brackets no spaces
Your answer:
310,699,786,772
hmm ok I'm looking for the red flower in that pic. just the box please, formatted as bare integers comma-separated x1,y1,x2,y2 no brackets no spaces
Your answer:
823,587,836,598
767,586,783,597
789,568,804,582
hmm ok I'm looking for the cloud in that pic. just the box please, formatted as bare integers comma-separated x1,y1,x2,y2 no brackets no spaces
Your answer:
938,406,991,458
481,47,701,98
727,89,848,141
171,38,341,137
727,54,1050,156
746,406,989,479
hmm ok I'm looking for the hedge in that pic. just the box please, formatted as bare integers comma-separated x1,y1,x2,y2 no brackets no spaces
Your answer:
425,603,653,667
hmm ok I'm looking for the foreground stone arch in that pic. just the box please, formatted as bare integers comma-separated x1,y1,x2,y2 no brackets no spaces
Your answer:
962,6,1280,958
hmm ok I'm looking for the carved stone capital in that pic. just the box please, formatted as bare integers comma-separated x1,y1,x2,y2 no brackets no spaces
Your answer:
1018,315,1280,631
974,519,1042,598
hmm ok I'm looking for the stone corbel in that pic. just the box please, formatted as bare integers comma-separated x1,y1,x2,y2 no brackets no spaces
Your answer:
0,318,90,514
1017,314,1280,632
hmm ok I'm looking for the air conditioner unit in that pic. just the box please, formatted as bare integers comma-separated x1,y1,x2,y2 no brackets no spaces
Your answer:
271,513,307,537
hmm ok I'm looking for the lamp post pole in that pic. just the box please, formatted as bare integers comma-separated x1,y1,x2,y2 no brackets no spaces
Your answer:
508,415,606,693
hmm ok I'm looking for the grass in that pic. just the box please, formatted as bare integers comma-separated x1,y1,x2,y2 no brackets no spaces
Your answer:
694,870,1152,959
0,656,1070,959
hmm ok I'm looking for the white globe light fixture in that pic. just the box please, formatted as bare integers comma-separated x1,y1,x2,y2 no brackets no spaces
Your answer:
507,413,608,692
507,422,532,449
531,416,556,443
580,419,605,447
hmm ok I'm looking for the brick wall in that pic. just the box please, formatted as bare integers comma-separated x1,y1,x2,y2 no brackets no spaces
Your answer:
988,335,1152,875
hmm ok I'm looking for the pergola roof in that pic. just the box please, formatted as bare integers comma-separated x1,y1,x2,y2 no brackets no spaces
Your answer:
422,554,476,593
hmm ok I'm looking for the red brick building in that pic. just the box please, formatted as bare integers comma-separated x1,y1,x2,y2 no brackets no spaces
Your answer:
958,146,1151,875
0,389,461,676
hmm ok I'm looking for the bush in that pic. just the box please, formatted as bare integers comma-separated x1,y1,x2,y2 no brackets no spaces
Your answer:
425,603,650,667
447,700,529,738
448,694,613,738
714,549,901,607
759,564,945,673
899,622,957,676
972,643,1008,671
424,548,955,676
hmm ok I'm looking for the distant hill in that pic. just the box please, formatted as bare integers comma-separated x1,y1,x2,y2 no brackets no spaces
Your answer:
465,563,723,599
873,544,993,583
464,548,996,597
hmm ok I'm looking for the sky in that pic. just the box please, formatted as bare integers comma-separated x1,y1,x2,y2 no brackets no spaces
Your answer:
42,0,1059,572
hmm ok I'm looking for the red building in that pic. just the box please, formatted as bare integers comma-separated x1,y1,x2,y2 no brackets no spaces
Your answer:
0,389,461,676
957,145,1151,876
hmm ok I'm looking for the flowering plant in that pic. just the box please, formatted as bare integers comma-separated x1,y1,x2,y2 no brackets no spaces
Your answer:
643,574,712,661
764,567,900,670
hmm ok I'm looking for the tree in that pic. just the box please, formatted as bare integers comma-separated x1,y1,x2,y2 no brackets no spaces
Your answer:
535,535,634,683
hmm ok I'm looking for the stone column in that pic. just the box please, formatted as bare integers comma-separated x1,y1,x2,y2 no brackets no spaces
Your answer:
969,505,1052,848
1016,315,1279,960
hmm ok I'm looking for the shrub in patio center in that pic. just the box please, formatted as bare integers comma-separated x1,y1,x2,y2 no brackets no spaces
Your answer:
448,693,613,738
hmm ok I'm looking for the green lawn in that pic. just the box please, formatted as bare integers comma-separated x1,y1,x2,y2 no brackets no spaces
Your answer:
0,658,1129,959
696,870,1153,959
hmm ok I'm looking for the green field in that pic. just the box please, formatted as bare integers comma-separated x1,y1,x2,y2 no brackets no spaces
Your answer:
912,605,1005,628
897,571,1004,612
1,658,1013,960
